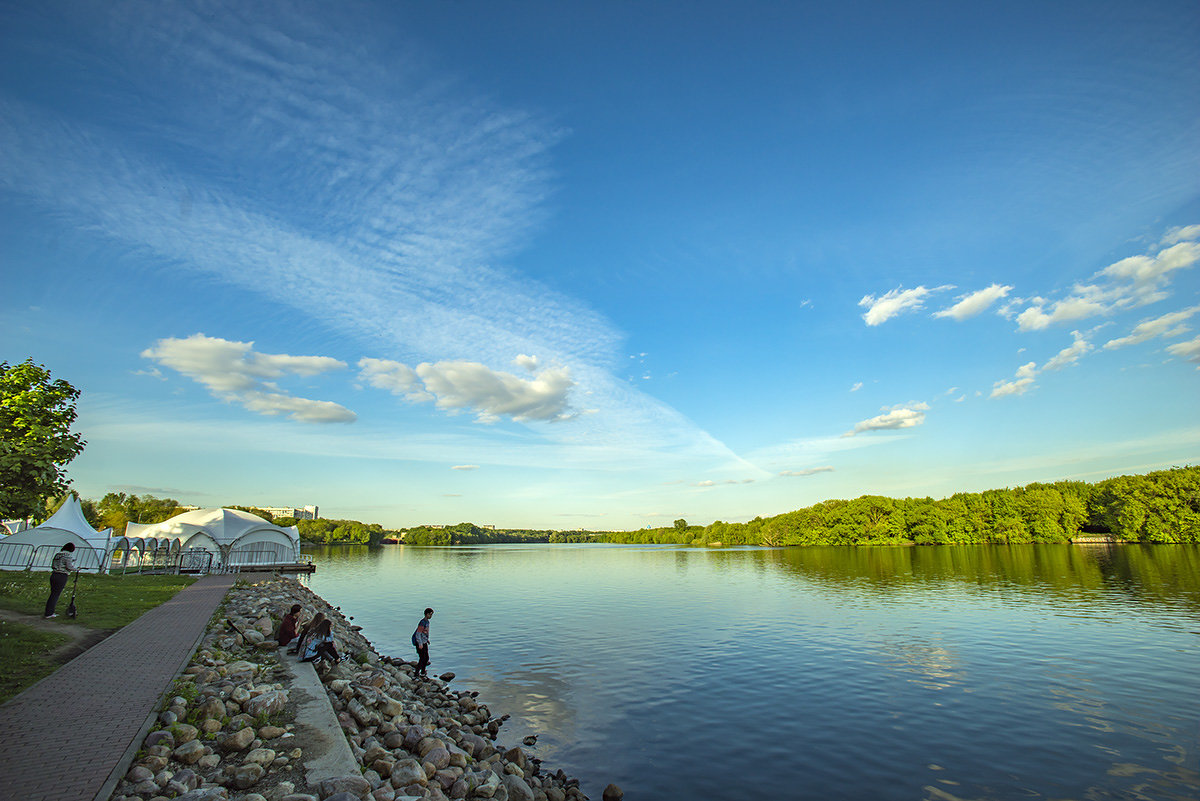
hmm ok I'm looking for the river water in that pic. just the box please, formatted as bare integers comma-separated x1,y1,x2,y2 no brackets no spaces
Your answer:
304,543,1200,800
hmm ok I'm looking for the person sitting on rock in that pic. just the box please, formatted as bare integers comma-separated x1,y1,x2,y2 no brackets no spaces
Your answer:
290,610,325,655
277,603,302,647
299,618,341,664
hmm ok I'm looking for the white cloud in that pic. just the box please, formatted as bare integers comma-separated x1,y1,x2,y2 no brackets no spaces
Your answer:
142,334,355,423
1161,224,1200,246
859,285,951,326
990,361,1038,398
513,354,540,371
357,358,432,401
451,465,479,471
359,357,575,423
933,284,1013,321
1101,241,1200,296
1103,305,1200,350
843,402,929,437
850,382,863,392
0,10,754,470
1015,240,1200,331
779,466,835,477
1166,335,1200,368
1015,295,1109,331
1043,331,1092,371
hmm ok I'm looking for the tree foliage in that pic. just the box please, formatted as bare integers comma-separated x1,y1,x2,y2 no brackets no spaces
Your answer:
0,359,86,519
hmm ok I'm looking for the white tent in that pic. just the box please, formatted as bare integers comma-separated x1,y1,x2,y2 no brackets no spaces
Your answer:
116,508,301,571
0,496,114,572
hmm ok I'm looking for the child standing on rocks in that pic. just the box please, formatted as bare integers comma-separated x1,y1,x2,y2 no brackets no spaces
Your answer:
412,607,433,677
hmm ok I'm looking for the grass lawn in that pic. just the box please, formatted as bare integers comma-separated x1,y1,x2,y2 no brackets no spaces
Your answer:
0,620,69,704
0,571,196,628
0,571,197,703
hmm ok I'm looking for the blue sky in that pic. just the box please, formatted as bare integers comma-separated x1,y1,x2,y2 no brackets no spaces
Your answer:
2,0,1198,529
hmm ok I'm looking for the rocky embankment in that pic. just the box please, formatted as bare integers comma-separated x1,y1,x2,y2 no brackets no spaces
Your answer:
109,575,618,801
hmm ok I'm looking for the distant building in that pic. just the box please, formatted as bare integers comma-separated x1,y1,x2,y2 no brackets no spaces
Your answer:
260,505,319,520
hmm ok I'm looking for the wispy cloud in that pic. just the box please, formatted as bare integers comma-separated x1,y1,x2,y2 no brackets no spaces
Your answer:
142,334,355,423
1161,224,1200,246
0,2,743,466
859,285,952,326
991,330,1095,397
1166,335,1200,368
990,361,1038,398
933,284,1013,321
1103,305,1200,350
1042,330,1092,371
850,382,863,392
1014,238,1200,331
843,402,929,437
779,466,834,477
451,465,479,471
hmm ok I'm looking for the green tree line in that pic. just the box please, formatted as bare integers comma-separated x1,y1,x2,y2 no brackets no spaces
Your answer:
31,465,1199,549
596,466,1200,546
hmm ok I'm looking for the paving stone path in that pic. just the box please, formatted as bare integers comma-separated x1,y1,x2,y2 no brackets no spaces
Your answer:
0,573,244,801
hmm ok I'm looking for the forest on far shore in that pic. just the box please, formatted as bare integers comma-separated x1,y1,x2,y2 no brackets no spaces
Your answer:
406,465,1200,547
40,464,1200,548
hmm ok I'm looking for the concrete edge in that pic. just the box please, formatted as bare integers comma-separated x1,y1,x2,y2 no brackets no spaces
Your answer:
282,656,363,786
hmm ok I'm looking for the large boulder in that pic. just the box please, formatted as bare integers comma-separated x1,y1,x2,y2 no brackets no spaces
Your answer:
231,763,266,790
245,690,288,717
502,774,536,801
219,726,256,752
172,740,206,765
388,759,427,789
318,775,372,798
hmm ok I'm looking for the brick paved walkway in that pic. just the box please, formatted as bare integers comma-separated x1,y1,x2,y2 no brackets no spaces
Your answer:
0,573,241,801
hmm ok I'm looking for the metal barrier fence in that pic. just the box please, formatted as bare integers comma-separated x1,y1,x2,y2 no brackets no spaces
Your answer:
0,541,35,569
0,541,302,574
27,543,108,572
175,549,217,574
228,542,296,568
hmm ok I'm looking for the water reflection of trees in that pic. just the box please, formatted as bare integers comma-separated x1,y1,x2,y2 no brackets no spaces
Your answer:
756,544,1200,612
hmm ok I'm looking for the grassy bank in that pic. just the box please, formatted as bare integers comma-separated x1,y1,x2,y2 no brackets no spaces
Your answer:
0,571,196,703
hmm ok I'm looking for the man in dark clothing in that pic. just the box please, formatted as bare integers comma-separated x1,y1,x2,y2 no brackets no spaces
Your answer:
44,542,76,618
412,607,433,677
278,604,302,646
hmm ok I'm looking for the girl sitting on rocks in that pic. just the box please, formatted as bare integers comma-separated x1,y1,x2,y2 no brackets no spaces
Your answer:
289,610,325,655
299,618,341,664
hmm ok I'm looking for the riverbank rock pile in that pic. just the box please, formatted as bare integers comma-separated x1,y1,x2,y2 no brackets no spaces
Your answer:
109,577,316,801
108,575,593,801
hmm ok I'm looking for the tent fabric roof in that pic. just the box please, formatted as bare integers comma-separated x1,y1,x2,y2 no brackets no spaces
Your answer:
128,508,300,549
2,496,112,549
42,495,111,540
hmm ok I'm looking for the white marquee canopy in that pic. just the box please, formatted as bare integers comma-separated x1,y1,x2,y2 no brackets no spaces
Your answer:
0,500,300,573
0,495,114,571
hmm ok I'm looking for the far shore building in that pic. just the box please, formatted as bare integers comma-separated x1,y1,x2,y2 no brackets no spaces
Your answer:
259,505,319,520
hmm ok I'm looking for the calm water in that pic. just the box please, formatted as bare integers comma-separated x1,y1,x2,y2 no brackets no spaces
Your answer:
304,544,1200,801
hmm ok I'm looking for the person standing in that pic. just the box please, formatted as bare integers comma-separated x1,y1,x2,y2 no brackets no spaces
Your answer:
412,607,434,677
44,542,76,618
